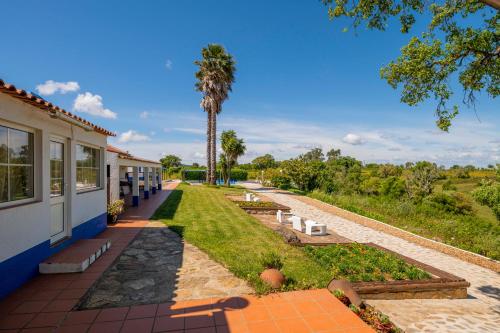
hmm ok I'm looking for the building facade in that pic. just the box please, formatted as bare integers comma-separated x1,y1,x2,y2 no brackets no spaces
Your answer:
0,80,115,299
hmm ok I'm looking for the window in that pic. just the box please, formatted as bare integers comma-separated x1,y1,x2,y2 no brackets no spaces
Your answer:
50,141,64,197
76,144,101,191
0,125,34,204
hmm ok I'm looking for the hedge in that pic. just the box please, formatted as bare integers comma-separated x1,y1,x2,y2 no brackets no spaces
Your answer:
182,169,248,181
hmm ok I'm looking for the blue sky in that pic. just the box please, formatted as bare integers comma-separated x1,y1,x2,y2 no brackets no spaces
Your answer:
1,0,498,166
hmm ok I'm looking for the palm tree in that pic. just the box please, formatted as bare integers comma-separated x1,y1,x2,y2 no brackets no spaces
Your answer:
195,44,236,184
221,130,246,187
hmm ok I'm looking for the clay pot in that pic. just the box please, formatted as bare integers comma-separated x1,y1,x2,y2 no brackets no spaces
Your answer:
260,268,285,289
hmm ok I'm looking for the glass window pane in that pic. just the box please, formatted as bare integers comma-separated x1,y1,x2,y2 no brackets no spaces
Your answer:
9,166,34,201
9,128,33,165
0,166,7,202
0,126,7,163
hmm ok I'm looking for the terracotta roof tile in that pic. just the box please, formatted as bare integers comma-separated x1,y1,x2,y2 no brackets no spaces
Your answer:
0,78,115,136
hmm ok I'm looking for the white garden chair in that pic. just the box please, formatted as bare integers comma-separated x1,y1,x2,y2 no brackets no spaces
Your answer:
276,210,293,224
245,193,253,202
291,216,303,232
304,220,327,236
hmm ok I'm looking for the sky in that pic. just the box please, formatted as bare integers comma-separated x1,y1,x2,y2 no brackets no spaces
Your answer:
1,0,498,167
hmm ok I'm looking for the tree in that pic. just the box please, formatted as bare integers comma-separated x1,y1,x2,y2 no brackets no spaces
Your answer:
195,44,236,184
192,162,200,168
321,0,499,131
301,148,325,162
326,148,341,162
220,130,246,187
252,154,277,170
160,155,182,169
405,161,440,200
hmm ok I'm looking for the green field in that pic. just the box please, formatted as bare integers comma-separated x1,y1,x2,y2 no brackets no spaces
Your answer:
152,184,431,293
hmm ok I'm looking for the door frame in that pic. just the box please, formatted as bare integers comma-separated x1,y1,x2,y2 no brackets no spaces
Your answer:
49,136,70,244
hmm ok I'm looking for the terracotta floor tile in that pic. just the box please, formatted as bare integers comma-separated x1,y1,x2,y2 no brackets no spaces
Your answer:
346,327,376,333
88,320,123,333
54,323,91,333
266,303,299,319
153,315,184,332
246,320,279,333
185,327,217,333
157,302,184,317
25,290,61,302
61,309,100,326
95,307,129,322
37,280,72,291
67,279,95,289
315,300,345,314
0,313,35,329
331,311,367,329
293,300,325,314
213,309,244,326
20,327,54,332
0,298,23,314
237,296,264,307
56,288,88,300
12,301,49,314
185,313,215,329
302,313,338,332
242,306,271,323
127,304,158,319
26,311,67,328
212,297,241,310
121,318,155,333
216,323,249,333
274,318,311,333
42,299,78,313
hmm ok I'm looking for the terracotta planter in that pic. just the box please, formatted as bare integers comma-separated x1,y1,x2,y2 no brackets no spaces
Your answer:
260,268,285,289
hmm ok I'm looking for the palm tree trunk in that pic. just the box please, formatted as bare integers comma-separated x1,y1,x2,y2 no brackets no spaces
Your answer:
210,109,217,185
206,109,211,183
227,158,231,187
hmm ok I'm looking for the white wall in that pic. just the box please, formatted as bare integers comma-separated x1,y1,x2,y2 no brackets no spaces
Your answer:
0,94,108,262
106,151,120,203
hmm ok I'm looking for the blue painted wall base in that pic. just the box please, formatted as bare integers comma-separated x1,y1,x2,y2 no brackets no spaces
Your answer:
152,187,156,194
0,213,107,300
144,190,149,199
132,195,139,206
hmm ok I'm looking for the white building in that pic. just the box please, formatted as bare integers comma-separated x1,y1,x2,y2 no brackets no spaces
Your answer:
0,79,115,299
106,145,162,207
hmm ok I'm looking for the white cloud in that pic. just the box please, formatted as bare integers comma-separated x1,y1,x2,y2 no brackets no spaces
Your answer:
173,127,205,135
342,133,364,145
165,59,173,70
36,80,80,96
140,111,150,119
117,130,150,143
73,92,117,119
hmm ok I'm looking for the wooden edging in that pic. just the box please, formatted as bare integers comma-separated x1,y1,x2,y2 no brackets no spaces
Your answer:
278,190,500,273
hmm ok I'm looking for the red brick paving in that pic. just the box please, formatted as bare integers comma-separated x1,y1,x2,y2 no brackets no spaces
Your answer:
0,182,374,332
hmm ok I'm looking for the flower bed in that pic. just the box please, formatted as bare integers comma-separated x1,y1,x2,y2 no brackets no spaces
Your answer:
232,200,291,214
304,243,431,282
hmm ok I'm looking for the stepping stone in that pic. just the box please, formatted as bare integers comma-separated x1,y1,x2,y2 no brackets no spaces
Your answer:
39,239,111,274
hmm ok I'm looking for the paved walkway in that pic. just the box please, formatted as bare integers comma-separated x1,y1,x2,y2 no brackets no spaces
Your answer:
243,183,500,333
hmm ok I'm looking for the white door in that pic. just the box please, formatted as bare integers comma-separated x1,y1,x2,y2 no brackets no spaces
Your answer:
50,139,67,243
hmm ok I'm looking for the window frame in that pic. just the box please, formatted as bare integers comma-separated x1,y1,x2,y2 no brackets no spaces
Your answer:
75,142,103,193
0,120,36,209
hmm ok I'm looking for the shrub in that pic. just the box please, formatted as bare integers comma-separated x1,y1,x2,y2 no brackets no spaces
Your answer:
442,179,457,191
183,169,206,181
107,199,125,216
262,168,292,189
360,177,381,195
379,177,406,198
424,192,473,215
260,251,284,270
472,182,500,220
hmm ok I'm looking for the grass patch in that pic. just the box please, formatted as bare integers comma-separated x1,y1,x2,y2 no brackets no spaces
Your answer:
152,184,332,294
307,190,500,260
304,244,431,282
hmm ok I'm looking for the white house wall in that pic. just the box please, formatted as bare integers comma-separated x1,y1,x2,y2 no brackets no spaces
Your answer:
0,93,108,299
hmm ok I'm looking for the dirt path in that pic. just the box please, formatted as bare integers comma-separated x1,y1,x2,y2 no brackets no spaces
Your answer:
242,182,500,333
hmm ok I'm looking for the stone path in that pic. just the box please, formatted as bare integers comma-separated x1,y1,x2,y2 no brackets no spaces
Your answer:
79,221,252,309
242,183,500,333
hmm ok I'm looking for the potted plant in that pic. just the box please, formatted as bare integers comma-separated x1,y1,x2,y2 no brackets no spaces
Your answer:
259,251,285,289
107,199,125,224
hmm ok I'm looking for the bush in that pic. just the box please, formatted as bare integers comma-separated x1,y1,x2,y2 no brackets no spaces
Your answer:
442,179,457,191
472,182,500,220
379,177,406,198
424,192,473,215
360,177,381,195
260,251,284,270
183,169,206,181
228,169,248,181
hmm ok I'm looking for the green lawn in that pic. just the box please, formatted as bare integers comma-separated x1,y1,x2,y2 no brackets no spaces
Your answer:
152,183,431,293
